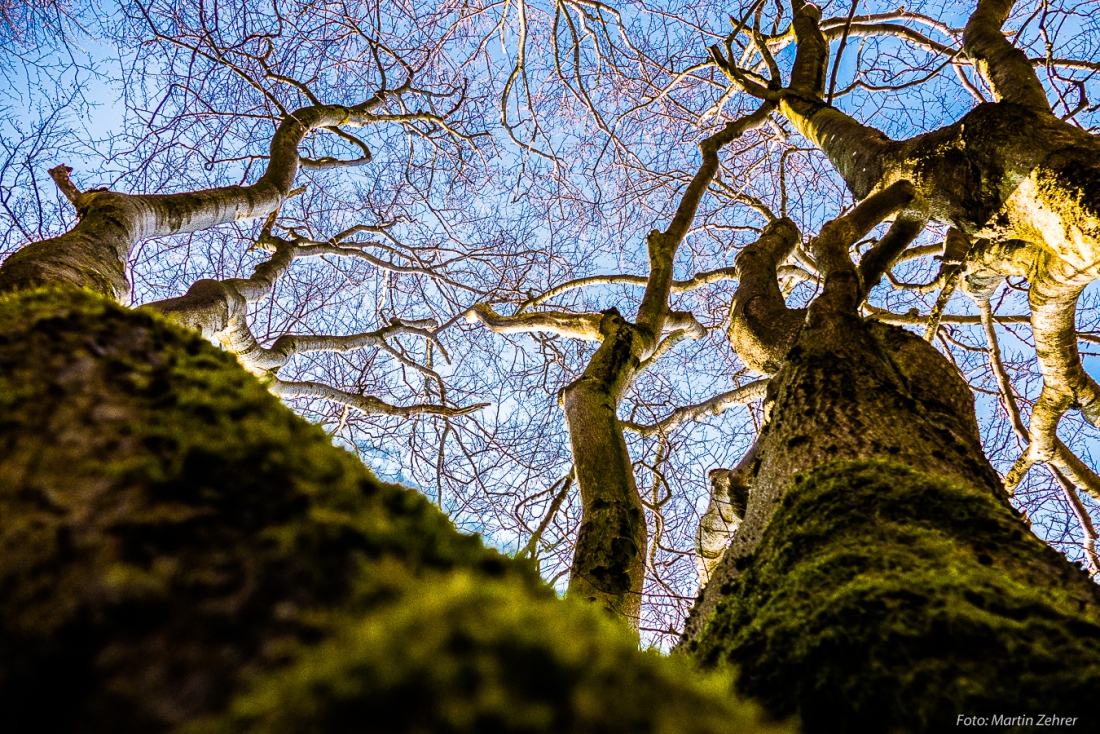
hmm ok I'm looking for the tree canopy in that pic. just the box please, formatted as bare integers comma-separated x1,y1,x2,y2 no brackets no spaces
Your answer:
3,0,1099,651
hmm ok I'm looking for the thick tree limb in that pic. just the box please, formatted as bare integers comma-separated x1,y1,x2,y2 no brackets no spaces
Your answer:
963,0,1050,111
565,104,775,632
775,2,892,198
47,165,81,206
728,218,805,374
564,310,649,629
981,294,1100,504
1028,261,1100,427
635,102,775,338
465,303,603,341
966,241,1100,493
0,101,389,301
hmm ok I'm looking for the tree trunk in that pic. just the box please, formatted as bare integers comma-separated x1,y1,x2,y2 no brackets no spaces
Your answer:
0,285,782,734
682,3,1100,726
682,297,1100,732
563,309,648,629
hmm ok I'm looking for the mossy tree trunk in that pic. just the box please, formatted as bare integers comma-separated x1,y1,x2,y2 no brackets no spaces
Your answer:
680,103,1100,734
0,288,786,734
683,295,1100,728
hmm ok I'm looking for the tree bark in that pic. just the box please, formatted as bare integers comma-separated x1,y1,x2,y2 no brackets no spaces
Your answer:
679,103,1100,723
680,19,1100,714
769,0,1100,497
564,309,649,629
683,270,1100,731
0,285,785,734
557,105,773,630
777,1,1100,272
0,105,378,302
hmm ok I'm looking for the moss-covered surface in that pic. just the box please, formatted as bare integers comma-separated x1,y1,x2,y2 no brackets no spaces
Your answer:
689,460,1100,733
0,287,782,734
191,570,761,734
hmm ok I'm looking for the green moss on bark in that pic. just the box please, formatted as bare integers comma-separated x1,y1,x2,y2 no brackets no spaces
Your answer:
690,460,1100,734
0,288,782,734
192,571,767,734
0,287,512,731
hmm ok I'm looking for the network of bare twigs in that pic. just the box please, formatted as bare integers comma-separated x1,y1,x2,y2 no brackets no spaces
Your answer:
1,0,1099,647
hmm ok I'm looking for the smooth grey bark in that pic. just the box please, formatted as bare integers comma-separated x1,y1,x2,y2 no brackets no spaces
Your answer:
0,103,385,302
563,105,774,631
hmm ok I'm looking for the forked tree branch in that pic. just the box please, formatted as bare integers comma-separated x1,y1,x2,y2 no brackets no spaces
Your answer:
963,0,1050,110
980,297,1100,569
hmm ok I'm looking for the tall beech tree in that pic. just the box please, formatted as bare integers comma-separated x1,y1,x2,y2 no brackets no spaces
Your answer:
3,0,1100,732
468,104,775,630
678,0,1100,728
